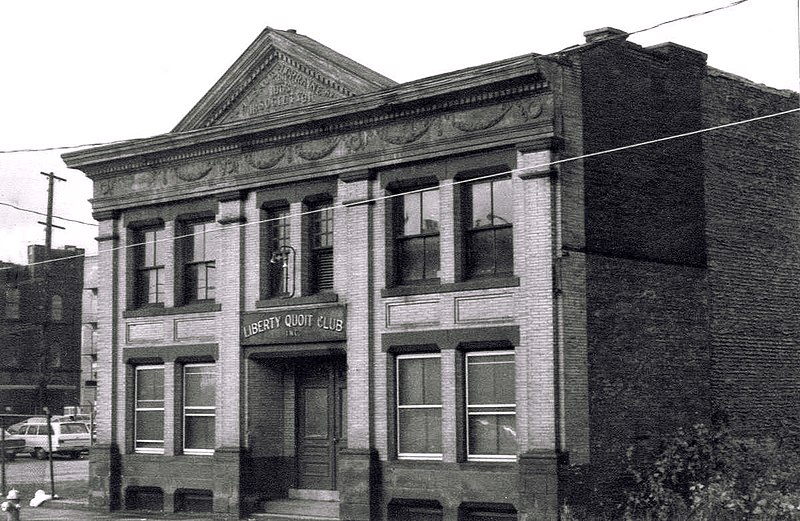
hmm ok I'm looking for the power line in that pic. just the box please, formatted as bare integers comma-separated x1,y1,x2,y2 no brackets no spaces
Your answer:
0,0,759,156
0,202,97,227
628,0,750,37
3,105,795,272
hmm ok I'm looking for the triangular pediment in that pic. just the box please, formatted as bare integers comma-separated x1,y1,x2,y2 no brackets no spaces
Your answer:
174,28,397,132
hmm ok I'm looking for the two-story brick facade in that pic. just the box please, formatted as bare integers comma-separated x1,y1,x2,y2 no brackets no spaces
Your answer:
62,26,799,520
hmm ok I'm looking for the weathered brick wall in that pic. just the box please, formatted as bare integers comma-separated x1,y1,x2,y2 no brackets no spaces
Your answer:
574,39,714,477
585,255,711,472
580,40,707,267
701,73,800,435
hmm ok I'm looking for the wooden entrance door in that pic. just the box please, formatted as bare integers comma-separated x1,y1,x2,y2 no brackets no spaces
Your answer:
296,358,346,490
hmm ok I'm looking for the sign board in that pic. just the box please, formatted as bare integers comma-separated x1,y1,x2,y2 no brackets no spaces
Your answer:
241,305,346,345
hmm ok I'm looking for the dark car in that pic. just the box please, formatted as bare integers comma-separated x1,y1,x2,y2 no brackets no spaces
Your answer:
0,430,26,460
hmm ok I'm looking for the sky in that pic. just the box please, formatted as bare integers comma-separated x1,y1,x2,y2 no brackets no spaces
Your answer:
0,0,798,264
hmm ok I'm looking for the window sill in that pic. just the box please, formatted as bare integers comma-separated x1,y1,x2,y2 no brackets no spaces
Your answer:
123,302,221,318
256,293,339,308
382,276,519,297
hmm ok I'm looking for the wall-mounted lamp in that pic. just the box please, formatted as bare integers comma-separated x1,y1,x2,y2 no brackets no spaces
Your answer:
269,245,296,298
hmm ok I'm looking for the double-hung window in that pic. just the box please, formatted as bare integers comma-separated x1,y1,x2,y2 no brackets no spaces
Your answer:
396,354,442,459
465,351,516,461
309,202,334,293
265,207,292,297
183,364,215,454
395,188,440,285
134,365,164,453
134,227,166,306
182,222,217,302
465,178,513,278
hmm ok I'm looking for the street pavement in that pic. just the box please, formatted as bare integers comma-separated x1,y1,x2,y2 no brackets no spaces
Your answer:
21,501,228,520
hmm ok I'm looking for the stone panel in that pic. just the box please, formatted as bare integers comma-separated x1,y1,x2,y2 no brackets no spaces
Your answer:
454,292,514,324
173,318,216,341
126,321,164,344
385,299,441,328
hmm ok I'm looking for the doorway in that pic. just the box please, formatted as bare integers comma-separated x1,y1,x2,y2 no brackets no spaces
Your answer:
295,357,346,490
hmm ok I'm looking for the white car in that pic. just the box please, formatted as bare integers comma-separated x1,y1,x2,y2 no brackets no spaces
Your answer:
15,421,91,459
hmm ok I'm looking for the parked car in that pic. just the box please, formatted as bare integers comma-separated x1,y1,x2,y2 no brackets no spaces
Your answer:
14,421,91,459
0,430,26,460
6,417,46,434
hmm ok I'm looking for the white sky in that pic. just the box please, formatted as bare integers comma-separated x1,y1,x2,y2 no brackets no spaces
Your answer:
0,0,798,264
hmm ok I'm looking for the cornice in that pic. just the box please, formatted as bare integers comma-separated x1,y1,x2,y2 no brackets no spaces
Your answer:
63,55,548,175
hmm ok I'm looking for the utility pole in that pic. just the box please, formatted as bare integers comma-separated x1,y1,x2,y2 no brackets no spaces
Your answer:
38,171,66,260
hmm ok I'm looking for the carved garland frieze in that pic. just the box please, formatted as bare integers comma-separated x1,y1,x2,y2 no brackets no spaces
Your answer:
94,97,548,200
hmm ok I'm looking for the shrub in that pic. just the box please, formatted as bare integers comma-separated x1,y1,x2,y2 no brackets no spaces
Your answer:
623,423,800,520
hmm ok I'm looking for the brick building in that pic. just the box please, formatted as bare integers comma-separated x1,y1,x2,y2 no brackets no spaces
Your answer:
79,256,99,410
0,245,84,416
62,26,799,520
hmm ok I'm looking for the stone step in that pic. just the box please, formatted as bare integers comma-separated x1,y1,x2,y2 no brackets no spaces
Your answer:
250,498,340,521
288,488,339,502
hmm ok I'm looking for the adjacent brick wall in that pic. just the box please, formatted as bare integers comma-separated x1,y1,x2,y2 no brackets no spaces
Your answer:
702,72,800,434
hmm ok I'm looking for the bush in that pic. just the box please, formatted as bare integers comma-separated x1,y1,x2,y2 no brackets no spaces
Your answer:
623,423,800,520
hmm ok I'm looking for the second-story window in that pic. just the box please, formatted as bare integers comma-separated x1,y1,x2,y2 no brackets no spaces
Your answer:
309,202,334,293
266,207,292,297
134,227,166,307
183,222,217,303
395,187,440,285
465,178,513,279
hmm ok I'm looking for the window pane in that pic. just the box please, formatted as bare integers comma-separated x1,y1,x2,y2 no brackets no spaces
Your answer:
468,354,515,405
60,423,88,434
495,228,513,275
191,224,206,262
185,366,215,407
467,229,495,278
136,410,164,441
144,230,157,266
402,193,422,236
312,206,334,248
204,224,217,260
398,238,426,283
471,182,493,228
398,409,442,453
424,236,440,279
51,295,63,321
205,265,216,299
140,268,164,304
303,388,328,438
142,229,165,267
398,357,440,405
468,414,516,456
185,416,215,450
137,369,164,401
492,179,513,225
421,190,439,233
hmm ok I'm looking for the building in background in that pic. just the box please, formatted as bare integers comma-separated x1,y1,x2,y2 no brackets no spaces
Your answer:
0,245,85,417
79,256,99,412
63,26,798,520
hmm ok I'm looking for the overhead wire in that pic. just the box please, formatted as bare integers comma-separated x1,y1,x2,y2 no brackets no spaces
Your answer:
1,0,796,272
2,105,797,272
0,0,756,156
0,201,97,227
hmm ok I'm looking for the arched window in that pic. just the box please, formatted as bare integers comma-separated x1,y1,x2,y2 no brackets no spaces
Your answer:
51,295,63,321
5,288,20,319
